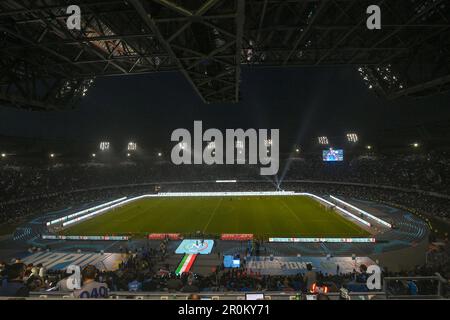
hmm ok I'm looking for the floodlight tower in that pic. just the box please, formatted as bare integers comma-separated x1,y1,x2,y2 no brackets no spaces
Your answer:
99,141,110,151
127,142,137,152
346,133,359,143
318,136,329,145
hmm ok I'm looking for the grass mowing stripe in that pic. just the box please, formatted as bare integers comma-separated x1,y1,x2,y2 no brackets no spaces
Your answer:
278,198,304,226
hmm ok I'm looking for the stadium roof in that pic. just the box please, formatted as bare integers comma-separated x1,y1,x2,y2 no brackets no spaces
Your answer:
0,0,449,110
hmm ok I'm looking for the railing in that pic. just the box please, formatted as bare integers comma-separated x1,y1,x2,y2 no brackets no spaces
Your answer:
18,274,447,300
20,291,446,301
383,274,447,299
25,291,386,300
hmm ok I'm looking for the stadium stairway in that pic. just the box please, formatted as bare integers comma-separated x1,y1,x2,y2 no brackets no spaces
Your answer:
12,227,32,241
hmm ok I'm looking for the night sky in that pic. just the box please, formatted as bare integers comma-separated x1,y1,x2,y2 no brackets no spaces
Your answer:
0,66,449,151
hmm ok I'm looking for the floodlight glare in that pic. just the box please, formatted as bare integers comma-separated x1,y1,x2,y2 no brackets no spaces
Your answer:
92,153,96,158
127,142,137,151
50,153,55,158
347,133,359,143
318,136,329,145
100,141,110,151
1,153,6,158
179,142,187,150
413,142,419,148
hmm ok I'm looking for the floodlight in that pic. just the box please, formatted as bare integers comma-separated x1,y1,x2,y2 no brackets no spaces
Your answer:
179,142,188,150
347,133,359,143
318,136,329,145
127,142,137,151
99,141,110,151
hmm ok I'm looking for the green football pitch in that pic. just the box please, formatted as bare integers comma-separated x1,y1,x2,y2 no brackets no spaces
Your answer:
62,196,370,238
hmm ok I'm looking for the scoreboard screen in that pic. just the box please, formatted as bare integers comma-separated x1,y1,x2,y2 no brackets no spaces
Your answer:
323,149,344,162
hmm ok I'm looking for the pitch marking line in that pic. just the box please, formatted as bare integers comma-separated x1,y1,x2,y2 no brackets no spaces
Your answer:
278,198,304,226
202,198,223,233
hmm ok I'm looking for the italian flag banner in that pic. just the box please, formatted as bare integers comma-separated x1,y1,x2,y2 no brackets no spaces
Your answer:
175,254,197,275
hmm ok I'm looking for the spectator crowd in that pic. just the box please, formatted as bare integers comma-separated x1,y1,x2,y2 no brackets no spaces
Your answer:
1,242,449,299
1,151,449,299
1,152,449,230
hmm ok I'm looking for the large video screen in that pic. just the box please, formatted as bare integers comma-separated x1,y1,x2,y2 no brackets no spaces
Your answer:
224,255,241,268
323,149,344,162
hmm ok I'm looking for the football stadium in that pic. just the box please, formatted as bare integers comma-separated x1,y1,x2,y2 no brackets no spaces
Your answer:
0,0,449,308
